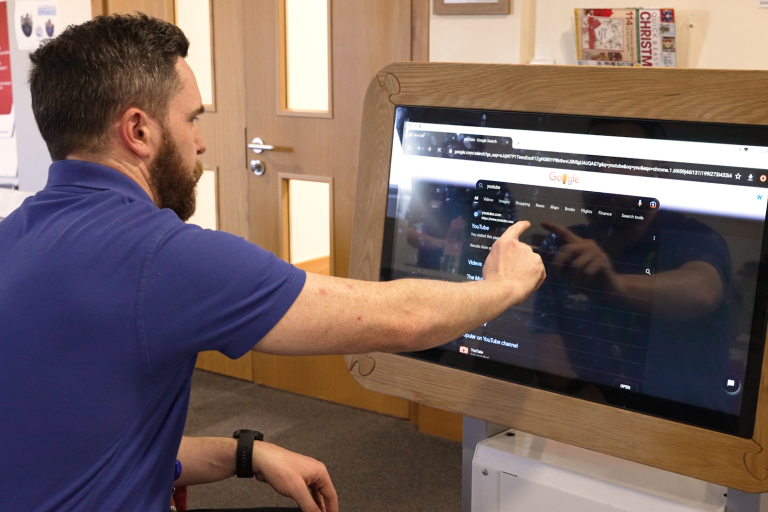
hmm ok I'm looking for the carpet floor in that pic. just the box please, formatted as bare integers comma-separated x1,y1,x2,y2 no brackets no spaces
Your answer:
184,370,462,511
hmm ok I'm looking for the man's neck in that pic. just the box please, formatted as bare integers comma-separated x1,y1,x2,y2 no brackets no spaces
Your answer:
65,154,157,205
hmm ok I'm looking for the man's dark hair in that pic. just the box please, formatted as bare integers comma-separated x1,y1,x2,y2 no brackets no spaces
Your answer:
29,14,189,161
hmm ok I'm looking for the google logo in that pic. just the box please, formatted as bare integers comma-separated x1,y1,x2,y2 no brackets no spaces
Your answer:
549,172,579,185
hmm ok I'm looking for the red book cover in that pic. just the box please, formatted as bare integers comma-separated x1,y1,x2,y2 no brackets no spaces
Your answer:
575,8,639,65
0,1,13,116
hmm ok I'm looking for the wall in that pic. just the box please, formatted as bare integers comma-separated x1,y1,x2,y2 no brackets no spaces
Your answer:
430,0,525,64
431,0,768,70
5,0,92,192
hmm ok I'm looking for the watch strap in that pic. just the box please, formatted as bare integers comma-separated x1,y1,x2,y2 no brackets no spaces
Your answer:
232,429,263,478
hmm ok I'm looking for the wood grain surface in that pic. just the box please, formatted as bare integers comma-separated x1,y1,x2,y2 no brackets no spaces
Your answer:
346,62,768,492
253,353,410,418
412,403,464,442
411,0,430,63
91,0,105,17
294,256,331,276
105,0,174,20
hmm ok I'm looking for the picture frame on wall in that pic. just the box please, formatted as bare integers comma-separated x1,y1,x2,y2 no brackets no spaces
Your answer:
433,0,511,15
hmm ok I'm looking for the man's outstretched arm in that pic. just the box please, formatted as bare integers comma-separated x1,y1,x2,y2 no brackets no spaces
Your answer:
257,221,545,356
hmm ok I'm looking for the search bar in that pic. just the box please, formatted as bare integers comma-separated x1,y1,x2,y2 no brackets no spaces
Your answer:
609,260,655,278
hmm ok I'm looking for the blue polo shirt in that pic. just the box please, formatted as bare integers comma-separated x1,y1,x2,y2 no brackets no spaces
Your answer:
0,160,306,511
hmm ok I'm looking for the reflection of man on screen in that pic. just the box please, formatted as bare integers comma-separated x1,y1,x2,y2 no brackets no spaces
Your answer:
534,201,733,412
405,181,473,275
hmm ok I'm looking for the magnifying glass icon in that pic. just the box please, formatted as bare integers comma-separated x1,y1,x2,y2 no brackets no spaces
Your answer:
645,269,652,276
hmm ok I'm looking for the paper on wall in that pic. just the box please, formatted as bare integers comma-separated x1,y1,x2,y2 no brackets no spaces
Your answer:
0,0,17,177
0,1,13,124
14,0,59,51
0,134,19,177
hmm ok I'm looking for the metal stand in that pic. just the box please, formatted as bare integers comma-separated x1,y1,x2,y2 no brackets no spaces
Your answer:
462,418,508,512
462,417,766,512
725,489,764,512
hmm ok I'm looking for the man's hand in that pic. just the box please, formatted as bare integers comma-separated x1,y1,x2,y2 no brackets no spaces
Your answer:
252,442,338,512
541,221,617,289
483,221,546,305
176,437,337,511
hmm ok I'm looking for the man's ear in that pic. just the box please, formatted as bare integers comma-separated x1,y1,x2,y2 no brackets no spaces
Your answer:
118,108,160,160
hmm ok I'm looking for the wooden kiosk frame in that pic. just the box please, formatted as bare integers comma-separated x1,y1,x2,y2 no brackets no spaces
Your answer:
345,63,768,493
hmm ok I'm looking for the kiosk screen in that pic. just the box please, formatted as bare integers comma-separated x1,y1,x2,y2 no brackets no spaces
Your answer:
380,106,768,437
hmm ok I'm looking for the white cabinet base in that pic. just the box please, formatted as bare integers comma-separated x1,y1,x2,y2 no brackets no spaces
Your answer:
472,430,728,512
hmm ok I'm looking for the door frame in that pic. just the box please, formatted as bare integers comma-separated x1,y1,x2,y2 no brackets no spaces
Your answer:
412,0,429,62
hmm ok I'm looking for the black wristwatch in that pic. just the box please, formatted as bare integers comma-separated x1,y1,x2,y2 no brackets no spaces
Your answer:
232,429,264,478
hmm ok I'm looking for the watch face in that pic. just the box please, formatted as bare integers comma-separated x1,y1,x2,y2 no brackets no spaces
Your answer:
232,429,264,441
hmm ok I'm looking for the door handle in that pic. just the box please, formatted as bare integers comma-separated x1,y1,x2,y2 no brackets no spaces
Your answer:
248,137,274,154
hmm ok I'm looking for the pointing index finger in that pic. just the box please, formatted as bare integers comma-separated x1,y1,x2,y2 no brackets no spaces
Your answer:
502,220,531,240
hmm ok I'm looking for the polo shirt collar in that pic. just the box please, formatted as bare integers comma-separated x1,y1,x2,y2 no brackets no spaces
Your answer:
45,159,155,205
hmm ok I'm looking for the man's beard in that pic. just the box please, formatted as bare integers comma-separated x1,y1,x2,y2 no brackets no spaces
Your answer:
148,132,203,222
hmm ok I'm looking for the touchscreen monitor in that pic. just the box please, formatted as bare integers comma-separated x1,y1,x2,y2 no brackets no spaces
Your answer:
380,106,768,437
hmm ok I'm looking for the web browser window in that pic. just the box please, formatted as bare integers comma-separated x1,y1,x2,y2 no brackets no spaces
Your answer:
380,106,768,437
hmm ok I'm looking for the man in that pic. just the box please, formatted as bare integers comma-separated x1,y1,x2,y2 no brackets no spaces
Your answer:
0,14,544,512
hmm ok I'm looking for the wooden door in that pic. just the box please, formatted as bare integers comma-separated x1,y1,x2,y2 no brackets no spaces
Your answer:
245,0,409,272
242,0,413,418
